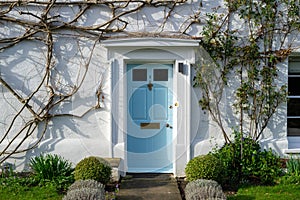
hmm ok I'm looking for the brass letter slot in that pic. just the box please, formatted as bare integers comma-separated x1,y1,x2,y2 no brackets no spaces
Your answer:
140,123,160,129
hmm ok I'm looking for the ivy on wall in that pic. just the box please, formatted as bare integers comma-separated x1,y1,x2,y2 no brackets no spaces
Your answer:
194,0,300,142
0,0,193,164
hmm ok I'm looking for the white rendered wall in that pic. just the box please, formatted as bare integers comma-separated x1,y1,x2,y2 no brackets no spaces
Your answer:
0,0,295,172
0,37,113,170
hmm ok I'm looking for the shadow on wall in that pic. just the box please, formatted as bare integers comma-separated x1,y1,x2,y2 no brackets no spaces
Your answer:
23,108,111,170
0,35,111,170
189,46,288,158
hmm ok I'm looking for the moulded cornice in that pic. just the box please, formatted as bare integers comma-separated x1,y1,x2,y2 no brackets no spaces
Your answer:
101,37,200,48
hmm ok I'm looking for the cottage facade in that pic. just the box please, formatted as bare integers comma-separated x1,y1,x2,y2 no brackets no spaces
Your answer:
0,0,299,176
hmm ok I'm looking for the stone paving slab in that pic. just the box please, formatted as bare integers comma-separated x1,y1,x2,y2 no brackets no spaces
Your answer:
117,173,182,200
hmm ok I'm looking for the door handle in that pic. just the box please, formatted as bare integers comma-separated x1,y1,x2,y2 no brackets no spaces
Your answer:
166,123,173,129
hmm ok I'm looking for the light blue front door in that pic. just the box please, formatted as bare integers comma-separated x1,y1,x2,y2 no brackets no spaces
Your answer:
127,63,173,172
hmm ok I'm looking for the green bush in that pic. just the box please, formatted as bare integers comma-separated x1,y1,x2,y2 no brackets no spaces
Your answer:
185,179,226,200
214,132,281,188
29,154,74,190
214,133,260,186
74,156,111,185
185,154,223,183
253,149,282,184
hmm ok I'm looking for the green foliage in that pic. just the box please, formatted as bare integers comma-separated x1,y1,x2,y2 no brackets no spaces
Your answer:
195,0,296,142
0,172,38,189
30,153,74,181
286,156,300,176
0,172,62,200
254,150,282,184
185,179,226,200
185,154,223,183
278,175,300,185
278,157,300,185
214,132,261,185
74,156,112,185
227,183,300,200
30,154,74,191
0,184,63,200
214,132,281,189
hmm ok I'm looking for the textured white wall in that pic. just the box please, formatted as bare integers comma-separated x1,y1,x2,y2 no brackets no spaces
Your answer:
0,37,112,169
0,0,295,172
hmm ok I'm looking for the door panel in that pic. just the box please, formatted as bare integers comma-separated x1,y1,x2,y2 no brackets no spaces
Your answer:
152,87,168,120
127,63,173,172
130,87,148,120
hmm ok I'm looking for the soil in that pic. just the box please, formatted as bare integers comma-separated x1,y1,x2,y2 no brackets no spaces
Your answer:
176,177,187,200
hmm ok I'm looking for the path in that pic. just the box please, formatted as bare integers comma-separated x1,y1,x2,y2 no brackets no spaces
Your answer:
117,173,182,200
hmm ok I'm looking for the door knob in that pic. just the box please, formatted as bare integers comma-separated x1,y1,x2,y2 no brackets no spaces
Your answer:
166,123,173,129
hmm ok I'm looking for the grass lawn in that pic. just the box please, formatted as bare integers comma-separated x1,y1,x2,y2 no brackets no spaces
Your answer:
227,184,300,200
0,185,63,200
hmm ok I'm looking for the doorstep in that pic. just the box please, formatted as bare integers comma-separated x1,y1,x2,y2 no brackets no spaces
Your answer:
103,158,121,182
117,173,182,200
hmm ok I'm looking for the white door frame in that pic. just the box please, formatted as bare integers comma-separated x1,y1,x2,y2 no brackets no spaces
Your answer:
102,38,199,176
126,63,174,172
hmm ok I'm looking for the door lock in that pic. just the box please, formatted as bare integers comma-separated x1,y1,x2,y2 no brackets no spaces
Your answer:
169,105,173,109
166,123,173,129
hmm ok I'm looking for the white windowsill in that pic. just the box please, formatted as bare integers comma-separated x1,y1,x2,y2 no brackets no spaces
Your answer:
284,149,300,154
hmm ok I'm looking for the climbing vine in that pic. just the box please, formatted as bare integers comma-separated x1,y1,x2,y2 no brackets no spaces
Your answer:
0,0,192,164
194,0,300,142
0,0,299,165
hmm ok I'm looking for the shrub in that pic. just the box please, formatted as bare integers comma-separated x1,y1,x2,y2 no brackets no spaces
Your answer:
29,153,74,190
68,179,105,191
30,154,73,181
214,131,281,188
74,156,112,184
253,149,282,184
185,154,223,183
185,179,226,200
214,134,260,186
63,188,105,200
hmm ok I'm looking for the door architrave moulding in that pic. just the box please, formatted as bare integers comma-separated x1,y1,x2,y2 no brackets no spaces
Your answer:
102,37,199,176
